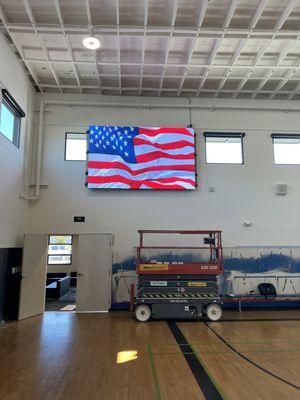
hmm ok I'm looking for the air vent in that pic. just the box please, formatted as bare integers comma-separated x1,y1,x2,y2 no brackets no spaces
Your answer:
276,183,288,195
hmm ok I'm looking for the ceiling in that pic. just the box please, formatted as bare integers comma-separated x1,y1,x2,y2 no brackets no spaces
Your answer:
1,0,300,99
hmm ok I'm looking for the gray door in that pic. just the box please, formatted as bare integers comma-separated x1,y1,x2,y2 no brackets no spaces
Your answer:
19,234,48,320
76,234,112,312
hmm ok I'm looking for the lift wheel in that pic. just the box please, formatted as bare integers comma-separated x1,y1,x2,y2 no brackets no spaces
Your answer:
135,304,152,322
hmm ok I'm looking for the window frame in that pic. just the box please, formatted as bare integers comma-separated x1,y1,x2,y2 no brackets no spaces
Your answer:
64,132,87,161
0,89,25,148
271,133,300,165
204,132,245,165
47,235,73,266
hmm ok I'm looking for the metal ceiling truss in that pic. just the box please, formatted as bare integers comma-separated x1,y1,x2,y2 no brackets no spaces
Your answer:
0,0,300,98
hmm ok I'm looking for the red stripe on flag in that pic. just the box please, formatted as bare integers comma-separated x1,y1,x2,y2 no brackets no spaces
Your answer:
139,127,193,137
141,181,187,190
136,151,195,163
87,175,195,189
134,137,194,150
88,161,195,174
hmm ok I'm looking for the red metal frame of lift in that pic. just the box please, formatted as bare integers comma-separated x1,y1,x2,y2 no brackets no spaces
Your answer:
136,229,223,275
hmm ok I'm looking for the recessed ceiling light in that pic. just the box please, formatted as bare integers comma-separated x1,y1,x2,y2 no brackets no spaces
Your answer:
83,36,100,50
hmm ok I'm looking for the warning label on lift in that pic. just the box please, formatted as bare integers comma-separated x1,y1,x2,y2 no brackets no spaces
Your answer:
140,264,169,271
150,281,168,286
188,282,207,287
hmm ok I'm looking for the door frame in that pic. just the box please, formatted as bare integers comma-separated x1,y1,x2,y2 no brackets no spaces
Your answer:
19,232,113,318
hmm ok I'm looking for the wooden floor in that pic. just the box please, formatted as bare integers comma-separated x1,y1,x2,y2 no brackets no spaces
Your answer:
0,310,299,400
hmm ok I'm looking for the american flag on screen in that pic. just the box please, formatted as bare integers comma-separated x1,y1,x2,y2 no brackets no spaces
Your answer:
87,125,196,190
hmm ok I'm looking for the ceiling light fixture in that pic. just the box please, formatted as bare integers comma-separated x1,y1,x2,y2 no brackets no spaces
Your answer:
83,36,100,50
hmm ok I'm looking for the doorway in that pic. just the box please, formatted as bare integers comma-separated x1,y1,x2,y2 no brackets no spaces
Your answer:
45,235,77,312
19,233,112,320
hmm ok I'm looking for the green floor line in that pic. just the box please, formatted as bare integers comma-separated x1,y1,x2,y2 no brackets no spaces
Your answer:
240,348,300,354
153,352,195,355
222,340,300,345
158,339,300,348
154,348,300,355
148,345,162,400
189,343,228,400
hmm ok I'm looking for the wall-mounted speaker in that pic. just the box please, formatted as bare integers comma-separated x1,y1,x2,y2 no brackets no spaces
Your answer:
276,183,288,195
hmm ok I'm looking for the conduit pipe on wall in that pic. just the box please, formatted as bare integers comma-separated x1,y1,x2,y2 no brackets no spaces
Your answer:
23,100,44,200
35,100,45,199
31,99,300,201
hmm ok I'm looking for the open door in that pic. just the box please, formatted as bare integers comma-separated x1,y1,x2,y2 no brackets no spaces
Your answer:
76,234,112,312
19,234,48,320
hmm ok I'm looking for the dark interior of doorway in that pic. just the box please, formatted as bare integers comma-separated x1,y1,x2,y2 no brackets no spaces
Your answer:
45,272,77,312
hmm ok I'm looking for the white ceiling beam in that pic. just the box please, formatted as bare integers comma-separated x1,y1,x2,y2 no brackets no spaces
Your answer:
288,45,300,99
196,0,238,97
139,0,149,95
233,38,273,98
251,2,299,98
274,0,298,31
255,36,300,99
214,38,247,96
224,0,238,29
250,68,274,98
158,0,179,96
288,81,300,99
196,37,222,96
24,56,300,70
269,50,300,99
4,23,300,40
269,69,296,99
84,0,102,94
22,0,63,93
234,0,298,99
41,84,98,89
49,85,300,95
53,0,82,94
249,0,268,28
81,72,300,81
177,0,209,95
176,37,198,95
197,0,209,27
65,35,83,93
215,0,268,97
116,0,121,95
0,5,42,92
250,42,298,99
85,0,92,26
93,51,102,94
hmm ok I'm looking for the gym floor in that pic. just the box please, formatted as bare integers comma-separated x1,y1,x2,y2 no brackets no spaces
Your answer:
0,310,299,400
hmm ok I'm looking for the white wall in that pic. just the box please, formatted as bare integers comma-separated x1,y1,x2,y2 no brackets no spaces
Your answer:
0,34,35,247
26,93,300,262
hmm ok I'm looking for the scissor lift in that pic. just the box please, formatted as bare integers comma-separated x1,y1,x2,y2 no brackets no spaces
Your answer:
132,230,223,322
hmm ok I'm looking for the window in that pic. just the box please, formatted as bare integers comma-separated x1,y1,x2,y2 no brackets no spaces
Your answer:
65,132,87,160
0,89,25,147
204,132,244,164
48,235,73,265
272,134,300,165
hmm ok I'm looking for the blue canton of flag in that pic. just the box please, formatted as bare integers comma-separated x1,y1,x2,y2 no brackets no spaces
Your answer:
88,125,139,163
